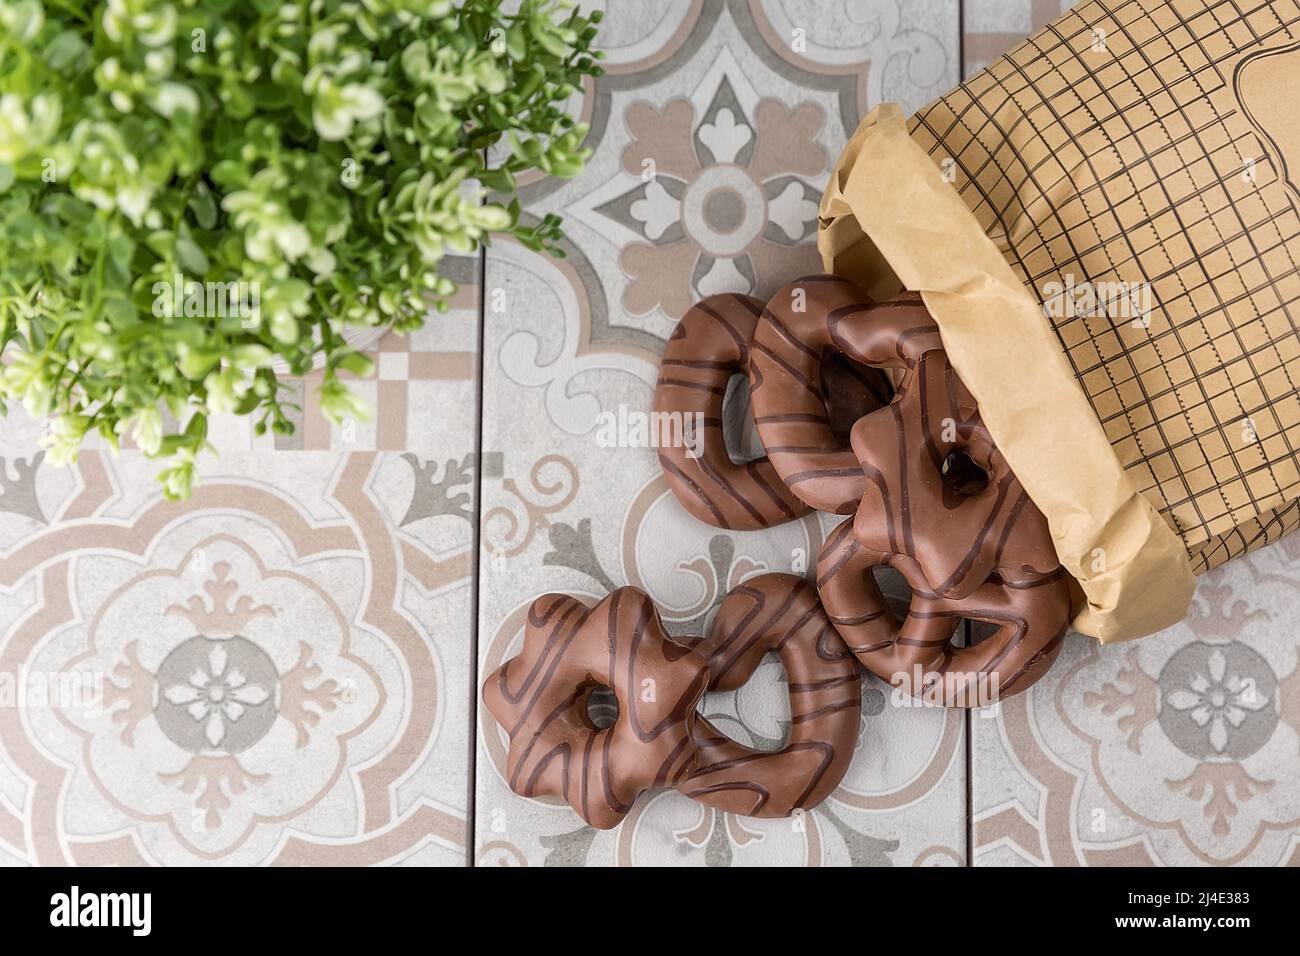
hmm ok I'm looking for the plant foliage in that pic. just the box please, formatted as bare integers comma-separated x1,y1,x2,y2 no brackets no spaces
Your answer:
0,0,602,496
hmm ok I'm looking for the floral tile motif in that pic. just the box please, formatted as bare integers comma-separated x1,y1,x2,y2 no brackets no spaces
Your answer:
522,0,955,345
0,425,474,866
0,141,481,863
474,461,968,866
599,76,828,319
24,0,1296,871
247,257,480,454
972,541,1300,867
475,0,964,866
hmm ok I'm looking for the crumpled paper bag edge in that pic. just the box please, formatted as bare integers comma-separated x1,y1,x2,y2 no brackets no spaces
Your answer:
817,103,1196,643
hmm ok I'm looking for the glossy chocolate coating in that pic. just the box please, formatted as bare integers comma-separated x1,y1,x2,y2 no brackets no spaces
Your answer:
482,588,710,830
842,299,1060,596
656,274,1073,705
653,293,813,530
817,519,1070,703
485,272,1080,833
748,275,895,514
673,574,861,816
482,576,865,827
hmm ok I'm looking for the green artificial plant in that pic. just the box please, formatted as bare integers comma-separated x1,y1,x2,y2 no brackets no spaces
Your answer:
0,0,602,496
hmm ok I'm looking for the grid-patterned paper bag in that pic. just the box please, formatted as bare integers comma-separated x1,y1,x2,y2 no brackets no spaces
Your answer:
819,0,1300,642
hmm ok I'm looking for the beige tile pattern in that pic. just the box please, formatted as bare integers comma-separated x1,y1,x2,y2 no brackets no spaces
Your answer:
246,256,480,455
0,272,478,867
973,545,1300,866
7,0,1296,868
472,0,966,867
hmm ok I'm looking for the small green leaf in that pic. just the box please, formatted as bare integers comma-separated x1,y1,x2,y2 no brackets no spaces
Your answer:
188,184,218,230
45,30,89,72
175,237,209,276
0,0,602,498
337,351,375,377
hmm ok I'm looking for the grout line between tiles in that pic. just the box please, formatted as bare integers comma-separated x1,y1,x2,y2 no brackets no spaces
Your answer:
465,239,488,868
957,0,972,870
964,649,973,867
958,0,967,82
458,1,977,867
963,619,974,868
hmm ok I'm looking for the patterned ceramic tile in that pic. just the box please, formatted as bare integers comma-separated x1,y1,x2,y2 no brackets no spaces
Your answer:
0,442,475,865
972,541,1300,866
473,0,966,866
22,0,1285,871
962,0,1074,77
0,265,478,867
245,255,480,455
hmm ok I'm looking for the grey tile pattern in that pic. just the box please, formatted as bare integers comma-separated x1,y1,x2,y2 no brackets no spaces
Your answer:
0,248,479,867
473,0,966,866
7,0,1295,868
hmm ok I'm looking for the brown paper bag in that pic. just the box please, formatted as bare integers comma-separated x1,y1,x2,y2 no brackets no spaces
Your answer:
819,0,1300,642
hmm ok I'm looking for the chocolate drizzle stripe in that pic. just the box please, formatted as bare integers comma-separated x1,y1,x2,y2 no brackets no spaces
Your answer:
751,339,818,392
693,444,770,528
659,377,727,395
503,602,587,714
696,300,750,359
829,609,886,625
522,742,570,799
679,573,860,817
760,306,822,362
599,722,633,816
784,467,862,484
925,472,1013,596
789,698,860,723
745,459,799,519
849,640,898,654
754,413,831,424
892,402,917,559
579,728,596,822
681,781,769,815
661,358,737,370
763,445,849,454
787,673,860,693
511,687,581,789
657,452,730,529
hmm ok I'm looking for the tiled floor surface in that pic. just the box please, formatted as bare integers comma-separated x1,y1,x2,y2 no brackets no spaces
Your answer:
3,0,1298,867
